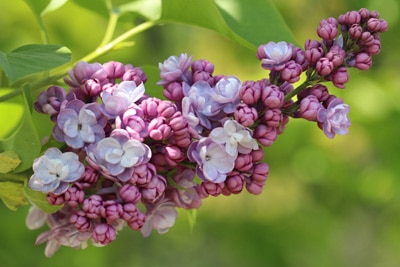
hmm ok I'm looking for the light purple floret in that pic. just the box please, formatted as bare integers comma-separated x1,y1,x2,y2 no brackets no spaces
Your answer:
53,100,106,149
86,129,152,182
100,81,145,118
317,98,351,139
29,148,84,195
188,137,236,183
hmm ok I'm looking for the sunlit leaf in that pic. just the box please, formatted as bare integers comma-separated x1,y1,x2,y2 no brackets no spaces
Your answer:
24,0,68,16
0,87,41,172
24,185,63,214
23,0,51,17
0,181,28,210
72,0,109,17
0,151,21,174
0,44,71,85
117,0,161,20
160,0,297,51
215,0,299,45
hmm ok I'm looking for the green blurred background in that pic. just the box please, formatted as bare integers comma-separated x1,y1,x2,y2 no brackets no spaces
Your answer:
1,0,399,266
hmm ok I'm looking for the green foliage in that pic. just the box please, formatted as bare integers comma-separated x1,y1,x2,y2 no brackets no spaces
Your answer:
0,44,71,85
160,0,297,50
23,184,64,213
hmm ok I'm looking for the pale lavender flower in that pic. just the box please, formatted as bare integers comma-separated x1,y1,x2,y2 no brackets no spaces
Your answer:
100,81,145,118
317,98,351,139
211,76,241,113
209,120,258,157
182,77,241,132
188,138,236,183
53,100,106,149
182,81,215,131
257,41,293,70
86,129,152,182
141,200,178,237
167,168,202,209
28,206,92,257
29,147,84,195
157,53,192,85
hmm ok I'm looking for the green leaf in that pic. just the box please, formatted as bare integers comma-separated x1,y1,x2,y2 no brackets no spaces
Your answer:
24,0,68,16
72,0,109,17
215,0,298,45
0,181,28,210
117,0,161,20
24,184,63,213
0,44,71,85
161,0,298,51
0,87,41,172
0,151,21,174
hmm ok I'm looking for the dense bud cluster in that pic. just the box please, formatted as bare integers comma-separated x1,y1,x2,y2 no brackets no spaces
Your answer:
27,8,387,257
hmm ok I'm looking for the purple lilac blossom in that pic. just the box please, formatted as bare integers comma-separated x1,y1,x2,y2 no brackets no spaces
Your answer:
211,76,241,113
257,41,293,70
157,53,192,85
141,200,178,238
34,86,66,120
182,76,241,132
53,100,107,149
29,148,84,195
86,129,151,182
209,119,258,157
64,61,108,88
188,137,236,183
27,206,92,257
100,81,145,118
317,98,351,139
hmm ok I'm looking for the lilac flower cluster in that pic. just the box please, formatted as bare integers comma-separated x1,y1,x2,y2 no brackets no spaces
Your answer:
28,8,387,257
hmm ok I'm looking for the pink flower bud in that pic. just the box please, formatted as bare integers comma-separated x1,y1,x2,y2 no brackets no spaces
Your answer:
64,185,85,207
354,53,372,70
316,57,334,76
93,223,116,245
254,124,278,146
100,200,123,222
235,154,253,171
331,67,349,89
103,61,125,80
70,210,93,231
317,18,338,40
163,81,184,101
119,184,141,204
239,80,262,105
299,95,322,121
261,85,284,108
264,108,283,128
234,103,258,127
349,24,363,39
140,175,167,204
223,173,244,195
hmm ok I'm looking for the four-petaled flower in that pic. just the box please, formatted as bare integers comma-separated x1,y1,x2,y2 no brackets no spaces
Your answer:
210,120,259,157
317,98,351,139
29,148,85,195
258,41,293,70
53,100,107,149
86,129,152,182
188,138,236,183
100,81,145,118
141,200,178,238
